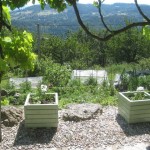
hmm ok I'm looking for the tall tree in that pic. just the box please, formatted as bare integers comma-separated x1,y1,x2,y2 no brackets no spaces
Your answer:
0,1,36,142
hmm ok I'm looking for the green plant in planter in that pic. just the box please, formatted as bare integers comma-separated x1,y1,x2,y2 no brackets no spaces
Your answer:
127,92,150,100
29,84,55,104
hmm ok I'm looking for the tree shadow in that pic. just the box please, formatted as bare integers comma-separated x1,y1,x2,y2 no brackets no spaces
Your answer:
13,120,57,146
116,114,150,136
146,146,150,150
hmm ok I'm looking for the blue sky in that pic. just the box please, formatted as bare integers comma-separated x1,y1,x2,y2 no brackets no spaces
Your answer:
79,0,150,5
27,0,150,6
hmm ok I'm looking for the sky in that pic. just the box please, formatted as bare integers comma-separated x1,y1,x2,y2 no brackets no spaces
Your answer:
27,0,150,6
79,0,150,5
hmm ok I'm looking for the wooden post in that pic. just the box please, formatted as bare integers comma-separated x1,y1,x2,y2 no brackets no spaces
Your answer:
37,24,41,56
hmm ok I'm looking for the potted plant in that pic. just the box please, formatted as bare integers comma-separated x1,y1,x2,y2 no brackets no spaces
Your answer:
24,85,58,128
117,91,150,123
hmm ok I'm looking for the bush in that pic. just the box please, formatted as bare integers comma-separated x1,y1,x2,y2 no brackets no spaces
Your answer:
84,77,98,86
19,81,32,93
1,98,9,106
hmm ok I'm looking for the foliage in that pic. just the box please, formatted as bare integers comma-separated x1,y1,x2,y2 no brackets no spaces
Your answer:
38,28,150,69
1,98,9,106
27,84,55,104
39,58,72,87
53,82,117,108
138,58,150,70
127,92,150,101
0,30,37,72
19,81,32,93
143,26,150,40
84,77,98,86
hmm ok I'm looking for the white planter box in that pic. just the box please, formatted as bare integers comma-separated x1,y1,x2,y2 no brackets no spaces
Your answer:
117,91,150,123
24,93,58,128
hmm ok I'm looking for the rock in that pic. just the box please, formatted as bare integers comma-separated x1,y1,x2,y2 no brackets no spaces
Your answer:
14,92,21,98
62,103,102,122
1,89,8,96
136,86,144,91
1,106,23,127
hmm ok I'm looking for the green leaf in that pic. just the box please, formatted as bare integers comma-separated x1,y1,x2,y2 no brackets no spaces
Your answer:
0,58,8,72
38,0,46,9
3,37,12,43
2,5,11,25
93,1,99,8
143,26,150,40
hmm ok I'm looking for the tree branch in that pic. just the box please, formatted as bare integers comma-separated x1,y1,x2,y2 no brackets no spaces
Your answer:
2,20,11,31
72,1,104,41
97,0,112,33
134,0,150,23
72,1,150,41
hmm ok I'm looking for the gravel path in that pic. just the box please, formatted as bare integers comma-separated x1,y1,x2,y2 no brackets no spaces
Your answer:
1,106,150,150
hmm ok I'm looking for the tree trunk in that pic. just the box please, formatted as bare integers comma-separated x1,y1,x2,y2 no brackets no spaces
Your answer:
0,1,3,142
0,76,2,142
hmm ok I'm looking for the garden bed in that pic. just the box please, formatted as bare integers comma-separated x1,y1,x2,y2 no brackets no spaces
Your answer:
24,93,58,128
118,91,150,123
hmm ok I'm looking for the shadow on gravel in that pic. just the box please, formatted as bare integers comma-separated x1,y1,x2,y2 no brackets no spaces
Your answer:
146,146,150,150
116,114,150,136
13,120,57,146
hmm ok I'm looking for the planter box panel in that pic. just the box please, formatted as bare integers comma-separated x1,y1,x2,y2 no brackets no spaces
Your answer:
130,109,150,115
24,93,58,128
117,93,131,106
118,98,131,111
130,100,150,106
25,109,58,115
118,103,130,116
118,91,150,123
26,118,58,124
25,122,58,128
25,104,58,110
130,113,150,120
26,114,58,119
130,104,150,110
118,108,130,121
129,118,150,124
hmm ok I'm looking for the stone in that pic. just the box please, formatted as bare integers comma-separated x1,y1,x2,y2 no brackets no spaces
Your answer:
1,89,8,96
136,86,144,91
1,106,23,127
62,103,102,122
14,92,21,98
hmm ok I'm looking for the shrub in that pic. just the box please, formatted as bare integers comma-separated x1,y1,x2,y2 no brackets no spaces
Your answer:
84,77,98,86
1,98,9,106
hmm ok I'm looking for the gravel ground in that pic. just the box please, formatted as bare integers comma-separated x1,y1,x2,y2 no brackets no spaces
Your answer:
1,106,150,150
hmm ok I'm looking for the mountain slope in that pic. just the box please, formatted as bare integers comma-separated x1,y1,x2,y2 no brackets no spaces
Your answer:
11,3,150,36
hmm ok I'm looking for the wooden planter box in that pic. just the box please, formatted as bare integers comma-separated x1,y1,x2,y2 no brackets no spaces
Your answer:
24,93,58,128
117,91,150,123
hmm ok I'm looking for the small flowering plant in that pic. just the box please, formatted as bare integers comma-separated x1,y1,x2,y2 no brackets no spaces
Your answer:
29,84,55,104
41,84,48,92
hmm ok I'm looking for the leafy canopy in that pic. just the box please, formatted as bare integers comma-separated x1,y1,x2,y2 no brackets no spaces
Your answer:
143,26,150,40
1,1,37,73
0,30,37,72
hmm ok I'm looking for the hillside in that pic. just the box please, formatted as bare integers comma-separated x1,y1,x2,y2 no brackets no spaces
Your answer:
11,3,150,36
